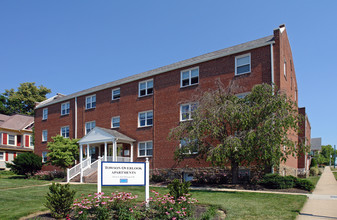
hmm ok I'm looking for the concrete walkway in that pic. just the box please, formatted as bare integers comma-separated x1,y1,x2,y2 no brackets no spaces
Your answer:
297,166,337,219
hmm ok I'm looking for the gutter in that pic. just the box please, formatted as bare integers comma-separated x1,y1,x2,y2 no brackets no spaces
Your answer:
75,96,78,139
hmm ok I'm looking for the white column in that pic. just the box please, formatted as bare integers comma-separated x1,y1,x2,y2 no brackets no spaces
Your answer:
104,142,107,161
87,144,90,159
113,140,117,162
130,143,134,162
80,144,83,183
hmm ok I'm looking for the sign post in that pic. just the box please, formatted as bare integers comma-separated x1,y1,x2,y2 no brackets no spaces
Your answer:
97,158,149,205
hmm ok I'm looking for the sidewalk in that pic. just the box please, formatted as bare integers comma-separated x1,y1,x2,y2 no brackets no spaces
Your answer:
297,166,337,219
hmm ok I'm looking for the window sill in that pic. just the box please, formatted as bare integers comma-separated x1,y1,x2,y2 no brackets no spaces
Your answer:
137,155,153,158
85,107,96,112
60,113,70,117
235,71,251,76
111,127,120,129
138,94,153,99
137,125,153,129
111,98,120,103
180,83,199,89
42,119,47,121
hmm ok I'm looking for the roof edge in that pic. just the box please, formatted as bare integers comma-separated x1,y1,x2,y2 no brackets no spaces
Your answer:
36,35,274,109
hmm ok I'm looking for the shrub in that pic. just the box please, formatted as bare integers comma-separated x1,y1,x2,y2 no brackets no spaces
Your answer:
45,183,76,218
168,179,191,200
151,169,166,183
32,170,65,180
310,158,318,167
260,173,295,189
295,178,315,192
193,171,230,185
73,191,138,220
6,152,42,177
310,167,319,176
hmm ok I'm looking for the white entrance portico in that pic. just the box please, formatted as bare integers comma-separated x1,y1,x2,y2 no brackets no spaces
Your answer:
67,127,135,183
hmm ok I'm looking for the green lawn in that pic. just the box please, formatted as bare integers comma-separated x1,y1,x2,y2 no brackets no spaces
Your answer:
306,175,321,188
0,175,50,189
0,178,307,220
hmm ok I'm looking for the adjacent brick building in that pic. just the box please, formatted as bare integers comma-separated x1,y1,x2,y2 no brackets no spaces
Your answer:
34,24,310,178
0,114,34,169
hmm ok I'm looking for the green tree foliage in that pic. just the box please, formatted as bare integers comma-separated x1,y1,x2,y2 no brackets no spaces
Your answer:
47,135,79,171
6,152,42,177
170,83,305,183
45,183,76,218
315,145,337,165
0,82,51,115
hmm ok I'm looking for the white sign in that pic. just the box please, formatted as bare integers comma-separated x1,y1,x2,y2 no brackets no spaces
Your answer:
101,162,145,186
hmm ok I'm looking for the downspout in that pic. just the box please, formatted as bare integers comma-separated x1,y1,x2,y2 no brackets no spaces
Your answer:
270,43,275,174
270,43,275,95
75,96,78,139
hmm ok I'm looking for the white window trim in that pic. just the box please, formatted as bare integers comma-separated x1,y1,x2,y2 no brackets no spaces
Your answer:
0,151,4,161
60,126,70,138
138,79,154,97
138,110,153,128
29,135,34,147
61,102,70,116
235,53,251,76
138,141,153,157
85,121,96,135
284,60,287,77
7,134,16,146
42,130,48,142
180,67,199,88
42,108,48,120
111,116,120,128
112,88,121,100
86,94,96,110
180,102,198,122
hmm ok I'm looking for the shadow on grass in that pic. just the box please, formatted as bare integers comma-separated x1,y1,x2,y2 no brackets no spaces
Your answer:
8,175,26,179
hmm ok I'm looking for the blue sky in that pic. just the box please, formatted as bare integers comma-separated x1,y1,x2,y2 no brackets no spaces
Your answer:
0,1,336,146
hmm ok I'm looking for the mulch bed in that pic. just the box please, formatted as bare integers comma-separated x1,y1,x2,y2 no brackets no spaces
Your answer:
23,205,226,220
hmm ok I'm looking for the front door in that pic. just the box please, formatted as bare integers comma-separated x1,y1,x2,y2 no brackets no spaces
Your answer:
90,146,99,162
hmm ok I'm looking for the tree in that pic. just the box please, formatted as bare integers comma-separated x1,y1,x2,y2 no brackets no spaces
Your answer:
170,83,305,183
315,145,336,165
6,152,42,177
47,135,79,171
0,82,51,115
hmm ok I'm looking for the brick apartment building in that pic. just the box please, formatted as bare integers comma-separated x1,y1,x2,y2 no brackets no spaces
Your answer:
34,24,311,180
0,114,34,169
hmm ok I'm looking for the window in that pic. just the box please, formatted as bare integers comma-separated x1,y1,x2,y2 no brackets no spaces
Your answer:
138,141,153,157
85,121,96,134
42,152,48,163
180,138,198,154
0,152,4,161
235,92,250,99
180,103,198,121
30,136,34,146
86,95,96,109
235,54,251,75
284,60,287,77
42,130,48,142
181,67,199,87
111,116,120,128
61,102,70,115
139,79,153,97
112,88,120,100
61,126,69,138
42,108,48,120
8,135,15,145
138,111,153,127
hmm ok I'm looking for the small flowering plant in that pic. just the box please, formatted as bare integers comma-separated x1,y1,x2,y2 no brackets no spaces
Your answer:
146,190,198,219
72,191,138,219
